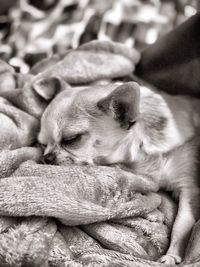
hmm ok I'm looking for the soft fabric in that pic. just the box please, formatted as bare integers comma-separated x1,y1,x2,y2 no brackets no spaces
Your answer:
0,40,199,267
0,150,174,267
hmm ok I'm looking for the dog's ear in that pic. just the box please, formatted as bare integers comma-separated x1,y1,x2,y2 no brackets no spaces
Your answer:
97,82,140,129
32,76,67,101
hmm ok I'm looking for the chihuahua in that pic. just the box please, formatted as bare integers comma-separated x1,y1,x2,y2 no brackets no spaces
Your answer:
38,80,200,265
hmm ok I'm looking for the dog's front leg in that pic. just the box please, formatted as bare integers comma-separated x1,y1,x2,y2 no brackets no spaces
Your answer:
159,188,199,265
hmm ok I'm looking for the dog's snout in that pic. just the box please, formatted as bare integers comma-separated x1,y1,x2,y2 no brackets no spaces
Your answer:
43,152,56,164
64,157,74,164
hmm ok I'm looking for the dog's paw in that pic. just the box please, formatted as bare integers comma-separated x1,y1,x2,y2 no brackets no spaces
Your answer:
158,254,182,265
145,210,165,223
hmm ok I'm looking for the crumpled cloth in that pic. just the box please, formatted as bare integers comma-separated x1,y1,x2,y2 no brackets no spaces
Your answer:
0,150,175,267
0,40,199,267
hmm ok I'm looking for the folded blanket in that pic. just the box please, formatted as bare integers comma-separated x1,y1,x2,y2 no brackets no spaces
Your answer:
0,153,173,266
0,40,199,267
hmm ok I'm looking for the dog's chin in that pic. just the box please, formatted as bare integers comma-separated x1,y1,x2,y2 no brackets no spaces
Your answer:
93,156,109,166
54,156,94,166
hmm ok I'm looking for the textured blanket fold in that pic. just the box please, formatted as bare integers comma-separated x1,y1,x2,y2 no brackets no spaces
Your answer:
0,40,199,267
0,153,173,266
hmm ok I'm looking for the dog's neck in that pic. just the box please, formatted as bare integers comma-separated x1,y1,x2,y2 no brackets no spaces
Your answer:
126,86,199,160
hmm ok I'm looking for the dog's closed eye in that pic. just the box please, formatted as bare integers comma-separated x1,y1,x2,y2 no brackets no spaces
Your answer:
61,133,83,149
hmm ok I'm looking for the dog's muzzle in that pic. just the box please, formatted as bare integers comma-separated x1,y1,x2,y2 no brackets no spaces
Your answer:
43,152,56,164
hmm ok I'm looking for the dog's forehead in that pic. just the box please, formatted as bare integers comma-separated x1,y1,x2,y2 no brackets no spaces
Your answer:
43,83,121,129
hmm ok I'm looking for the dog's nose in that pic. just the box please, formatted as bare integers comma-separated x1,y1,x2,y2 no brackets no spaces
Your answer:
43,152,56,164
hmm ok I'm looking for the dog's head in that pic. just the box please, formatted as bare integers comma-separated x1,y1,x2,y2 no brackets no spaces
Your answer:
38,81,142,165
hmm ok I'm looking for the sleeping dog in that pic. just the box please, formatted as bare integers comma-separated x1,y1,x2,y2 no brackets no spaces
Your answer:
38,80,200,265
